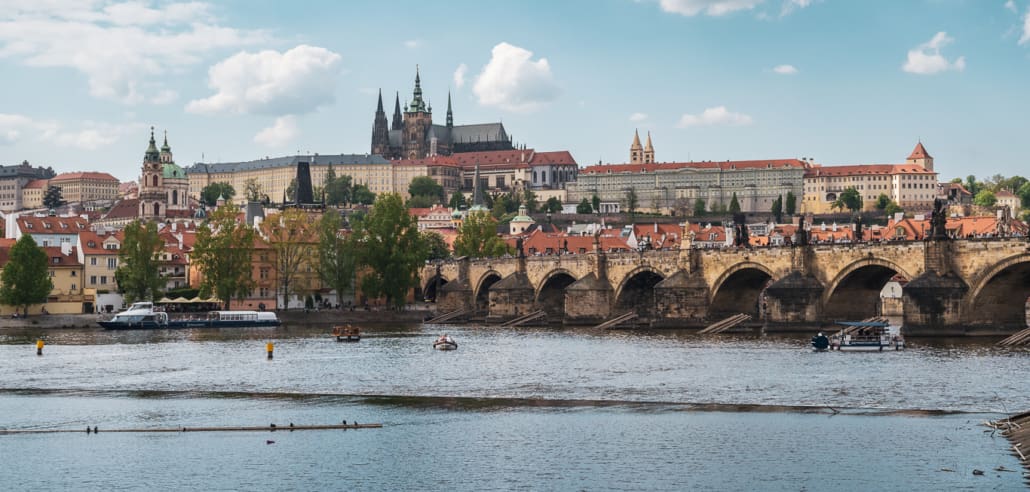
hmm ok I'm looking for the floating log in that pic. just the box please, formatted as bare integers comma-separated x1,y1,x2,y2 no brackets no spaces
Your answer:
0,423,381,435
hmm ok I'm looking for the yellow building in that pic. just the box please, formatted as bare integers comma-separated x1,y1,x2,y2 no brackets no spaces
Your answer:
20,179,48,209
186,154,410,205
50,171,120,204
76,230,122,295
0,241,89,315
802,142,938,214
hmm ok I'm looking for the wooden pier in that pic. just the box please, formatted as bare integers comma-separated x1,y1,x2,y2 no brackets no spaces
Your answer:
499,310,546,328
424,309,469,324
997,327,1030,346
698,313,752,334
593,311,638,330
986,411,1030,484
0,422,381,435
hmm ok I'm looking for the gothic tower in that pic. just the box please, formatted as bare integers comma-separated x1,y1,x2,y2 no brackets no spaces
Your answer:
643,131,655,163
391,92,403,131
630,129,643,164
139,127,166,220
403,66,433,159
371,89,390,156
446,91,453,128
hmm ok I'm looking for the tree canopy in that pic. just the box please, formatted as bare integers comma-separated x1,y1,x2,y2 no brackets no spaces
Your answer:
833,187,863,212
408,176,444,204
771,195,783,223
0,235,52,316
729,193,741,214
317,210,354,304
43,185,65,210
352,184,376,205
448,191,467,210
453,211,512,258
423,231,451,261
576,198,593,214
348,193,428,308
200,182,236,207
191,203,255,309
260,209,314,308
693,198,706,216
785,191,797,215
543,196,563,214
115,220,164,303
973,190,997,207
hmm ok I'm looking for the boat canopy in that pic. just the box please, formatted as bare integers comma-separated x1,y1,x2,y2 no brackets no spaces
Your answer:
834,321,889,327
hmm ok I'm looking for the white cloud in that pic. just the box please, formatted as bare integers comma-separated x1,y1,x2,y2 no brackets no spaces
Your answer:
453,63,468,89
0,113,141,149
780,0,812,16
253,116,298,148
659,0,764,16
473,42,560,113
676,106,753,127
1006,0,1017,13
1020,8,1030,45
187,45,342,116
0,1,268,104
629,112,649,122
772,64,798,74
902,32,966,74
404,39,420,49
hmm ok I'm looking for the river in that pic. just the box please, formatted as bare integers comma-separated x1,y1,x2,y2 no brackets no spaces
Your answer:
1,323,1026,490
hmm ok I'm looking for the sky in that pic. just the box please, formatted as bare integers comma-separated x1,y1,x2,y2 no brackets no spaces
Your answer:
1,0,1029,183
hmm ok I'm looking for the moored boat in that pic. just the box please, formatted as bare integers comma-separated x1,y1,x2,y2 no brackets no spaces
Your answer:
811,332,830,351
99,303,280,330
97,302,169,329
332,324,360,342
827,321,905,351
432,334,457,350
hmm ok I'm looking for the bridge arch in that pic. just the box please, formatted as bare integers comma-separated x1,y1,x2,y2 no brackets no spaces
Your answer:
614,266,666,318
421,274,450,302
822,257,912,320
964,253,1030,327
709,262,775,319
473,270,503,314
535,269,578,317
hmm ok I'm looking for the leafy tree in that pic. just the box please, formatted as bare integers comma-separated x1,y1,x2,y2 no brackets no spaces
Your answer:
576,198,593,214
591,194,601,214
1018,182,1030,209
43,185,64,209
115,220,164,303
833,187,863,212
785,191,797,215
317,210,354,303
965,175,980,197
973,190,997,207
285,179,297,203
875,193,891,210
454,211,512,258
693,198,706,216
0,235,52,316
261,209,314,309
771,195,783,223
949,177,963,184
325,174,353,206
449,191,467,210
626,188,639,220
408,176,444,203
406,194,435,209
729,193,741,214
543,196,563,214
522,188,539,213
998,176,1027,195
200,182,235,207
191,203,255,309
349,193,429,308
885,202,904,217
244,178,262,202
423,231,451,261
352,184,376,205
490,200,508,219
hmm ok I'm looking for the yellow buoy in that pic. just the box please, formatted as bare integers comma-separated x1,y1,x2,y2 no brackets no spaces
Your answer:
36,339,44,356
266,342,274,360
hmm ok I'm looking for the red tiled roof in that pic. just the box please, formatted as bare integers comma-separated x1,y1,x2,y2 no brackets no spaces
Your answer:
42,246,82,266
18,215,89,234
529,150,577,166
907,142,932,160
580,159,807,175
78,230,123,255
51,171,119,182
393,149,577,170
804,164,936,177
24,179,48,189
0,238,17,265
102,199,140,220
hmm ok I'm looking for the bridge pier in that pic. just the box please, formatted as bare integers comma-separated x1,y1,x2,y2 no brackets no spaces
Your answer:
652,270,710,327
564,273,613,325
437,279,472,314
486,272,534,323
902,272,968,335
763,271,825,329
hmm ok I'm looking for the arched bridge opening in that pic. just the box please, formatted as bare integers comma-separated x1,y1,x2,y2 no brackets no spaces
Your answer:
967,260,1030,328
475,273,502,315
536,272,576,318
422,275,448,303
824,264,900,321
710,268,772,319
615,270,665,319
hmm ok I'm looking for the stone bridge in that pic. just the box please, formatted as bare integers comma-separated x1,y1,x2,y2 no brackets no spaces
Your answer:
421,235,1030,334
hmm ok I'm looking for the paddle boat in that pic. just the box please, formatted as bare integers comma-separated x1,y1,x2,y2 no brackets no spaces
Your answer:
432,334,458,350
827,321,905,351
332,324,360,342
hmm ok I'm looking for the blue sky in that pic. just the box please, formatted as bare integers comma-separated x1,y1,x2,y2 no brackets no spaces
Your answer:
1,0,1028,182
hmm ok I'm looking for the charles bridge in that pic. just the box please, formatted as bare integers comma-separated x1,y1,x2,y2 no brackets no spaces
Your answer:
421,230,1030,334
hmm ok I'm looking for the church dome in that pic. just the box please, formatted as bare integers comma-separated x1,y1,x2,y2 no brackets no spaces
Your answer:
162,162,185,179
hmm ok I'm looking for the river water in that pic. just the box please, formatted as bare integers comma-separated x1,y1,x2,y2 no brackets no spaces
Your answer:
1,323,1027,490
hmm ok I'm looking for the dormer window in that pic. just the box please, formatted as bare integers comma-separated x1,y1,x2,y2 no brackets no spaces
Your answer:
87,241,96,248
44,222,52,229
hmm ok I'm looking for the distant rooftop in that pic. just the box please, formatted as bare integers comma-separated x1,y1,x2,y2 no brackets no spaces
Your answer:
186,154,390,174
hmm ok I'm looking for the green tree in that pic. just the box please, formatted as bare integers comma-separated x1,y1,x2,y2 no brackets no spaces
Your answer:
260,209,313,309
973,189,997,207
0,235,52,316
244,178,262,202
998,176,1028,195
785,191,797,215
423,231,451,261
965,175,980,197
543,196,563,214
191,203,255,309
408,176,444,203
43,185,64,209
885,202,904,217
448,191,467,210
833,187,863,212
115,220,164,304
875,193,891,210
591,194,601,214
406,194,435,209
693,198,706,216
771,195,783,223
453,211,512,258
576,198,593,214
352,184,376,205
349,193,428,308
1018,182,1030,209
317,210,354,303
522,188,539,213
201,182,236,207
729,193,741,214
285,179,297,202
325,174,353,206
626,188,639,220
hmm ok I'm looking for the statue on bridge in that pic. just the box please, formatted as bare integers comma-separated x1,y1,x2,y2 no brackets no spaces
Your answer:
733,213,749,248
795,215,809,247
515,237,525,258
853,215,863,242
930,198,948,240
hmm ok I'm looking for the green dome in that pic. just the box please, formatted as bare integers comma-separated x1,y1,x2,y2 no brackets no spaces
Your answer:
163,162,185,178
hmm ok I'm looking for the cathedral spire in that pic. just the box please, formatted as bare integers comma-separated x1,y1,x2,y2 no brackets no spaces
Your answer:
410,65,426,112
376,88,384,113
392,92,403,130
161,130,171,152
446,91,453,127
145,126,159,162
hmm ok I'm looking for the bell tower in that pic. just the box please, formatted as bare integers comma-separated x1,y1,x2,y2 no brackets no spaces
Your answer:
139,127,166,220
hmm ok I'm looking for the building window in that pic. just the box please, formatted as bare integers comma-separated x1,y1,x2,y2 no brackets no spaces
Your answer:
107,258,117,269
90,275,97,285
100,276,107,285
91,258,97,266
